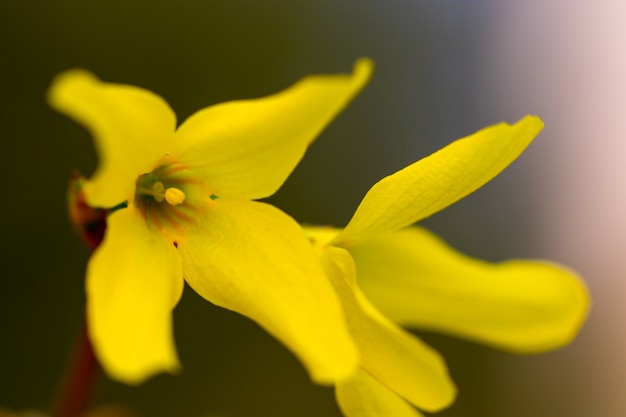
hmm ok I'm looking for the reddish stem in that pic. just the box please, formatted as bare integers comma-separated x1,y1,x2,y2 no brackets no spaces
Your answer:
51,321,99,417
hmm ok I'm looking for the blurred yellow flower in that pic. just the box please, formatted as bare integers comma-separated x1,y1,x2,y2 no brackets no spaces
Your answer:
48,60,373,385
305,116,589,417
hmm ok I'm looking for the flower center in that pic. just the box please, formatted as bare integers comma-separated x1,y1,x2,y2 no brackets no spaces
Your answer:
133,164,198,238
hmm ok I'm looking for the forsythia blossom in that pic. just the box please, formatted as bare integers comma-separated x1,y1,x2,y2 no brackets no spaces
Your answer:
305,116,589,416
49,60,373,384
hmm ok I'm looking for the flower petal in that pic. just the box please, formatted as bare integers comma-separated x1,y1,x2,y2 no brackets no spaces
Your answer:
335,116,544,244
353,227,590,353
321,247,456,412
172,59,373,200
336,369,425,417
48,70,176,207
86,207,183,384
178,199,359,384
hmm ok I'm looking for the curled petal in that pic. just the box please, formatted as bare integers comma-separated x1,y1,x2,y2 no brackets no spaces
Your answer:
178,199,358,384
336,369,425,417
173,59,373,200
86,207,183,384
322,247,456,412
353,226,590,353
48,70,176,207
335,116,544,244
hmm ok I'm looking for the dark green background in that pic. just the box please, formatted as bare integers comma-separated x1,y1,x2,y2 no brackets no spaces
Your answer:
0,1,595,417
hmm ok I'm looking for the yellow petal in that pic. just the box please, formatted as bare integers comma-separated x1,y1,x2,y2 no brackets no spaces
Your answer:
178,199,359,384
86,207,183,384
172,59,373,200
322,247,456,412
48,70,176,207
335,116,544,244
353,227,590,353
336,369,425,417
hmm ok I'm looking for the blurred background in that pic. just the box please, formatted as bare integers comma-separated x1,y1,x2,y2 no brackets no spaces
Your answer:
1,1,624,416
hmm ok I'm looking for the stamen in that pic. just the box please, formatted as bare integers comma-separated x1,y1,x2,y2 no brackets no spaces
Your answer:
165,187,185,206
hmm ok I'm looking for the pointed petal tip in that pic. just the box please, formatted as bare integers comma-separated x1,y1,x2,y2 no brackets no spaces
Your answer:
517,114,545,135
336,115,546,243
352,57,375,86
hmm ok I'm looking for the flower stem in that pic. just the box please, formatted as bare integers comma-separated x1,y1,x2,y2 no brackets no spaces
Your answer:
51,320,99,417
54,172,109,416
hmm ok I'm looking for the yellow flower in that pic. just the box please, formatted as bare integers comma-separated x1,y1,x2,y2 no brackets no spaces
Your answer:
48,60,373,385
305,116,589,416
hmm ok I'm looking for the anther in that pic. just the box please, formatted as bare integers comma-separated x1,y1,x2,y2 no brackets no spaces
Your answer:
165,187,185,206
